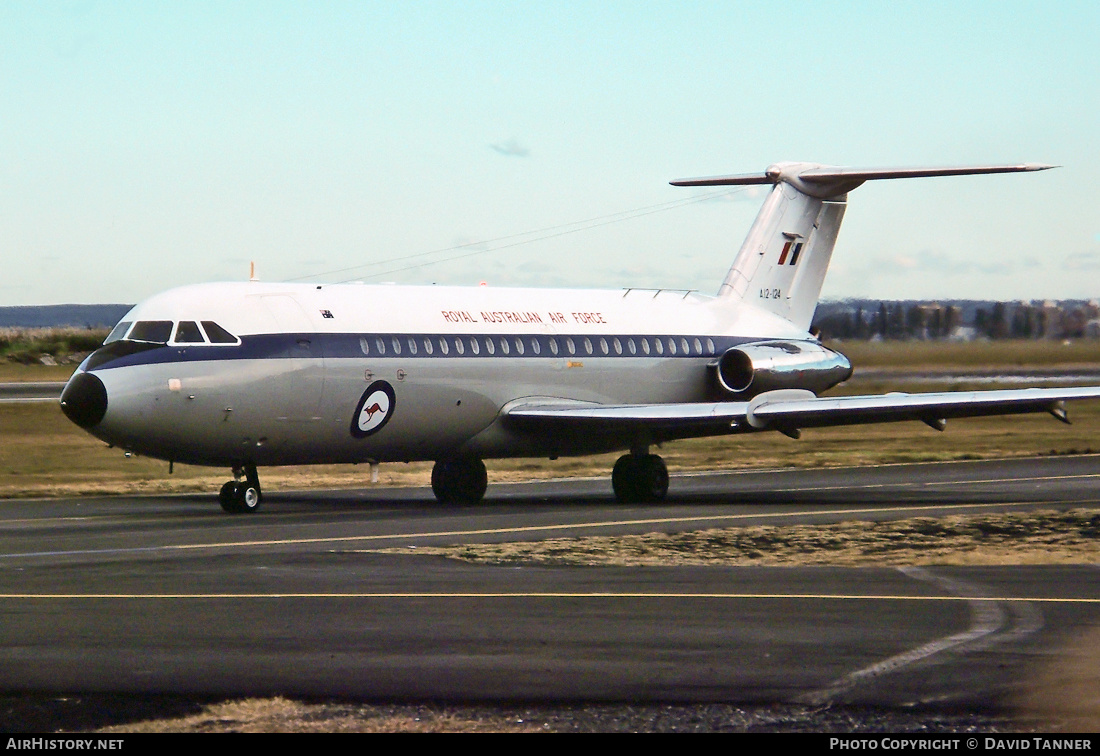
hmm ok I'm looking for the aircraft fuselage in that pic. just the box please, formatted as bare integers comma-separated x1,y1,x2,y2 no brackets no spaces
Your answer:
64,281,836,467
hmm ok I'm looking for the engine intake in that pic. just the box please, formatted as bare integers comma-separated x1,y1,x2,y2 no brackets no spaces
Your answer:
712,341,852,397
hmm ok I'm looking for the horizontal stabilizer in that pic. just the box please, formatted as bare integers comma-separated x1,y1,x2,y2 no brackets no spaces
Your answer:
669,172,776,187
672,162,1056,198
798,163,1056,183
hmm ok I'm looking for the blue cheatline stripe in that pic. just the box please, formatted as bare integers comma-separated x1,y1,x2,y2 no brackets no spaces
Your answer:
84,333,817,370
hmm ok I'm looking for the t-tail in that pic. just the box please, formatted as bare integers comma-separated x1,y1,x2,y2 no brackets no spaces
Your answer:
672,162,1055,331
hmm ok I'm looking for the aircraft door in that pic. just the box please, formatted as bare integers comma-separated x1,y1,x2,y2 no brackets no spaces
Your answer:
260,295,326,422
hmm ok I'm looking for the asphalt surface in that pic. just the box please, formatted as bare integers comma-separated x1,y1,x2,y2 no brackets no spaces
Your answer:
0,456,1097,728
0,381,65,402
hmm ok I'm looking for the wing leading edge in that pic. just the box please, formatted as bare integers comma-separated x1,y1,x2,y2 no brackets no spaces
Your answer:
503,386,1100,441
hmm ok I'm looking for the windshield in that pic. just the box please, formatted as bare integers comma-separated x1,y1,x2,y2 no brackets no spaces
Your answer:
127,321,174,344
103,321,132,344
105,319,240,346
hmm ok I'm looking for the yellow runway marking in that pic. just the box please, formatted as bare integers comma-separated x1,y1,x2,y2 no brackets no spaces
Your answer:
0,592,1096,603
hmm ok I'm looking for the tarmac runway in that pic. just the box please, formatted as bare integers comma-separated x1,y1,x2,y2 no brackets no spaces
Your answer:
0,381,65,402
0,456,1096,714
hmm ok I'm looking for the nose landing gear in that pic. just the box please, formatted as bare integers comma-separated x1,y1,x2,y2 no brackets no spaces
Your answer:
219,463,262,513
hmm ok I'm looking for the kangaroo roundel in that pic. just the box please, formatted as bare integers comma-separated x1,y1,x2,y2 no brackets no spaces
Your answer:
351,381,396,438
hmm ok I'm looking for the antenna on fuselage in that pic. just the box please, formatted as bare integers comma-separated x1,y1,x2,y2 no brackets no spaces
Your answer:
250,261,258,282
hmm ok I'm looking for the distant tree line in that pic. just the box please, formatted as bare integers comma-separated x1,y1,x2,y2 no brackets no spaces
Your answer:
813,300,1100,341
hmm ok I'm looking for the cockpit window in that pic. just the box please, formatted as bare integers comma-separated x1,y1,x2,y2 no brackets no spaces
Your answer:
173,321,205,343
104,321,132,344
201,321,239,344
127,321,174,344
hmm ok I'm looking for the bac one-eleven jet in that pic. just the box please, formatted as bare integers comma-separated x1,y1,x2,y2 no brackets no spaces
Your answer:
60,162,1100,512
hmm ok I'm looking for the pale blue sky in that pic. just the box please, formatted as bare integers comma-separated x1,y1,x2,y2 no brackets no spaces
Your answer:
2,1,1098,305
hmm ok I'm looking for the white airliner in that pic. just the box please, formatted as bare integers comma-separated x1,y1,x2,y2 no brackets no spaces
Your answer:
60,162,1100,512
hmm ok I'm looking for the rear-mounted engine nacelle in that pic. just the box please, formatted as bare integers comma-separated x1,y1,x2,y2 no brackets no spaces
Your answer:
712,341,852,397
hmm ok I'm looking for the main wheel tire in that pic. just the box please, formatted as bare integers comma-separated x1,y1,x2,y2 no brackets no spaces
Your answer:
612,455,641,503
219,481,241,513
636,454,669,502
431,458,488,504
612,454,668,503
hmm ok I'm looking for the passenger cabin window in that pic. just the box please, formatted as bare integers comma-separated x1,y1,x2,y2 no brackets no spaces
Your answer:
173,321,205,343
104,321,132,344
128,321,173,344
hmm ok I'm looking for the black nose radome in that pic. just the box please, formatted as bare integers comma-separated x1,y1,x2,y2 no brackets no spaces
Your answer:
60,372,108,429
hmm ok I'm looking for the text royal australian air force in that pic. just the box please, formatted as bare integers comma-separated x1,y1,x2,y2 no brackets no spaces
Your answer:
441,309,606,326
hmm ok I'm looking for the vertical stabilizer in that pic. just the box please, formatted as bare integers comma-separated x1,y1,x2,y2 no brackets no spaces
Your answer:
714,181,845,329
671,162,1055,332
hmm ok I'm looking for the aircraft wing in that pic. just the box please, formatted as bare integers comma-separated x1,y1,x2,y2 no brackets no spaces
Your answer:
503,386,1100,440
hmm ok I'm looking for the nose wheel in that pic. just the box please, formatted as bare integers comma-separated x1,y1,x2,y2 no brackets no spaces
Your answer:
219,463,263,513
612,453,669,503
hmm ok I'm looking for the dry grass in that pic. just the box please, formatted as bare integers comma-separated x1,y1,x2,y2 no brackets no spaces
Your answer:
0,363,74,382
376,509,1100,568
96,697,544,733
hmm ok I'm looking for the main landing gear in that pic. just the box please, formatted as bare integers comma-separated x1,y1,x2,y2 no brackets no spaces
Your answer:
219,463,262,513
612,453,669,503
431,457,488,505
